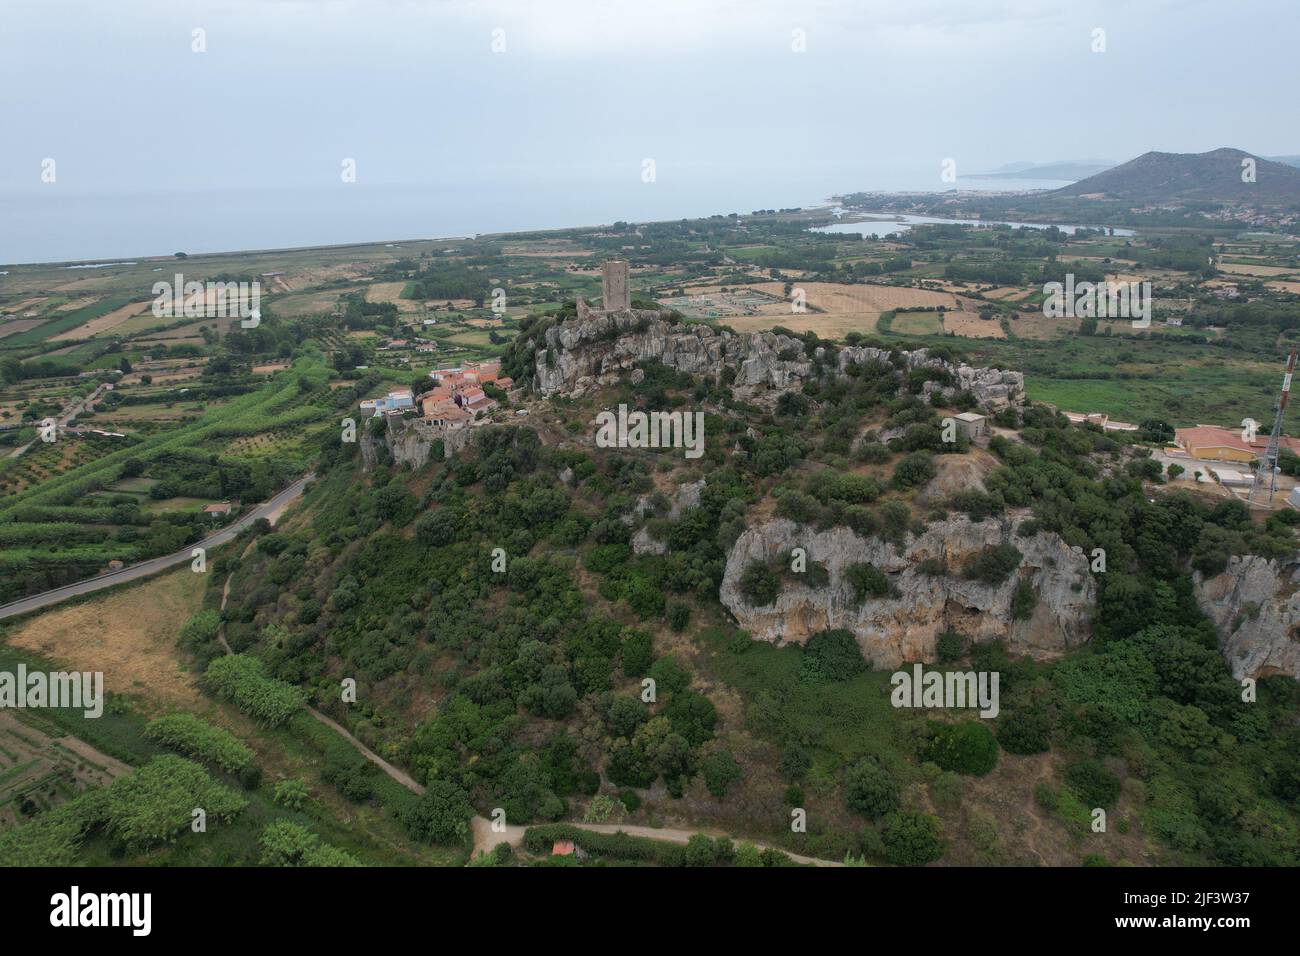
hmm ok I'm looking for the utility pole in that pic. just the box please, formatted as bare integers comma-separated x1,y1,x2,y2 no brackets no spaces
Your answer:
1248,346,1298,507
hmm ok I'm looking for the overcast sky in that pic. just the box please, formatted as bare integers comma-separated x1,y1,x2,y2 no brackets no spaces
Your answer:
1,0,1296,262
2,0,1295,197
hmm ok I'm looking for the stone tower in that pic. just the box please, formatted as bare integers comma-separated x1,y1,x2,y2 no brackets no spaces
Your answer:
601,259,630,312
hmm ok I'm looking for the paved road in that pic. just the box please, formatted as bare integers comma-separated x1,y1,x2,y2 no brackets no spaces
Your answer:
0,473,313,621
6,383,111,460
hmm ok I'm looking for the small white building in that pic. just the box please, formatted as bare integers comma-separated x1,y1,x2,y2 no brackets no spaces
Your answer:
953,411,988,441
1208,466,1254,488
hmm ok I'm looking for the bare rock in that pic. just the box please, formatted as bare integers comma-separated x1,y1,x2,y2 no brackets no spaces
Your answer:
1194,554,1300,679
719,512,1094,668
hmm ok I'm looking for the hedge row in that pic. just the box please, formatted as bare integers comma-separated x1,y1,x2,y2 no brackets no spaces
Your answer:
144,712,256,774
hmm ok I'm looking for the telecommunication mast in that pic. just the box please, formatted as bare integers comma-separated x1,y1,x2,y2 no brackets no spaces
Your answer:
1248,346,1298,507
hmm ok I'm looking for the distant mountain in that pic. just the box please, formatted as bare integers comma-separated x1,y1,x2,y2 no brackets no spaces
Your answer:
969,160,1115,181
1267,155,1300,169
1053,147,1300,203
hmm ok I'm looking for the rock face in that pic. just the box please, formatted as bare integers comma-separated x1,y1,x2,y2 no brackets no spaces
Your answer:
628,479,706,554
1194,555,1300,680
719,513,1094,667
360,416,472,470
533,311,1022,408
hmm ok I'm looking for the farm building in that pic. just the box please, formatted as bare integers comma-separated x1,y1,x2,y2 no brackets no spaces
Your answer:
1175,425,1300,463
953,412,988,442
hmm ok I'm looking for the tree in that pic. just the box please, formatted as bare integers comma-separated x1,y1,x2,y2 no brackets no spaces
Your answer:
927,721,999,776
844,758,899,819
258,821,360,867
1064,759,1121,809
273,779,310,810
882,812,946,865
997,707,1051,755
701,750,743,798
686,833,717,866
739,561,781,605
402,780,474,845
891,451,936,489
800,629,867,683
845,562,892,601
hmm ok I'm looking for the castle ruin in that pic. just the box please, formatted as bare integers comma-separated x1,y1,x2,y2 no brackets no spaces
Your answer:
600,258,630,312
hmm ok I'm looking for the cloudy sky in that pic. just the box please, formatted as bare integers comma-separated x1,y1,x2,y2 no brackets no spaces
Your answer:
1,0,1295,259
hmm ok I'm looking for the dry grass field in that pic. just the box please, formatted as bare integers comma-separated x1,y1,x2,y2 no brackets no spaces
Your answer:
1219,262,1297,277
753,281,959,313
53,296,101,312
944,311,1006,338
0,319,46,338
718,311,883,337
890,311,945,336
689,281,970,340
1006,314,1079,340
366,281,424,313
6,569,205,710
51,300,152,341
268,289,343,317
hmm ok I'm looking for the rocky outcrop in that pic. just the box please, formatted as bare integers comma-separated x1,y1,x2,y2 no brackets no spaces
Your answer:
1193,555,1300,680
360,416,472,470
719,512,1094,668
627,479,706,553
834,344,1023,407
533,312,1021,408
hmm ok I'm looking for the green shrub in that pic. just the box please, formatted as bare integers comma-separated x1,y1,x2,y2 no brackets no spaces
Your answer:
891,451,936,490
739,561,781,605
1010,579,1038,620
103,756,248,849
144,712,255,774
936,630,964,663
997,706,1052,755
701,750,743,798
799,629,867,683
402,779,474,846
203,654,306,727
274,779,310,810
881,811,946,865
845,562,892,601
964,543,1022,585
1063,759,1122,809
927,721,999,776
258,820,361,867
844,758,899,819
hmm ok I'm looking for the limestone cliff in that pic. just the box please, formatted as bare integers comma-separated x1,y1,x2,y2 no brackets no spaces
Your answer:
532,311,1022,408
1194,555,1300,680
360,416,472,470
718,512,1094,667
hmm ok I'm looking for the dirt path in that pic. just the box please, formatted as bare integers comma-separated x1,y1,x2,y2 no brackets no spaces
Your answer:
468,815,842,867
306,707,425,793
199,477,842,867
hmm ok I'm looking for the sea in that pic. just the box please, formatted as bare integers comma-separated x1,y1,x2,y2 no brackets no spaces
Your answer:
0,174,1081,267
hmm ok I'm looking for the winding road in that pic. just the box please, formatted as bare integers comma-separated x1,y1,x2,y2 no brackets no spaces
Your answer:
4,465,843,866
0,473,313,621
